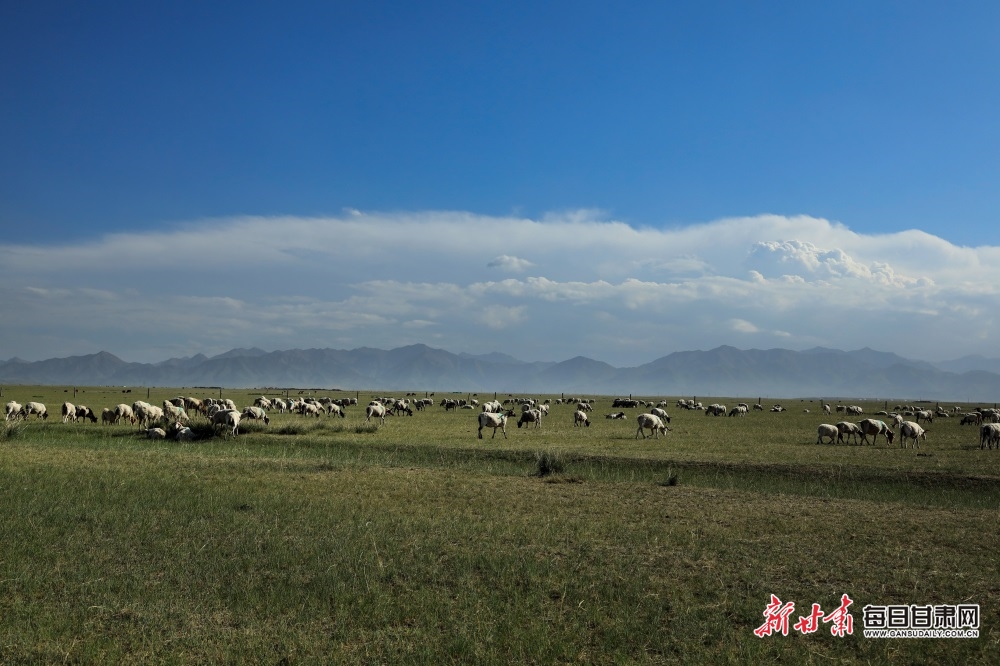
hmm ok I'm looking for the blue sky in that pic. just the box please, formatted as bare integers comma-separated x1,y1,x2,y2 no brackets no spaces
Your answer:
2,2,1000,364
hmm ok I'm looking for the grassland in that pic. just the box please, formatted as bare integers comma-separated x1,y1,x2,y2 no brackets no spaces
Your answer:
1,385,998,663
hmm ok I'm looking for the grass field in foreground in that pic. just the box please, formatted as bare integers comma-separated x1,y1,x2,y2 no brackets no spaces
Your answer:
1,385,998,663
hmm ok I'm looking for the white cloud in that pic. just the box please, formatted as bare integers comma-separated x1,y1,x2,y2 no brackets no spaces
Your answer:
487,255,535,272
3,210,1000,364
478,305,527,329
729,319,760,334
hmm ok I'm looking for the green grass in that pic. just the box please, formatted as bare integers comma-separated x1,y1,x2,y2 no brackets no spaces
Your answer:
0,386,997,662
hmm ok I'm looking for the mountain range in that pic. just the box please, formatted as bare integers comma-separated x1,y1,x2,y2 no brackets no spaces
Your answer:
2,344,1000,401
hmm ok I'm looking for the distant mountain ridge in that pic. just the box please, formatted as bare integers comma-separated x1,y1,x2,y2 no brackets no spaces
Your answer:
2,344,1000,400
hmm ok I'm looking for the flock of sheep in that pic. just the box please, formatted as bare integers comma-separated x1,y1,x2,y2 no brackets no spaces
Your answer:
6,393,1000,449
814,403,1000,449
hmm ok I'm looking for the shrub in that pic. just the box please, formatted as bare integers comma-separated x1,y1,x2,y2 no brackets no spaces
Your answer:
534,451,565,477
1,421,25,441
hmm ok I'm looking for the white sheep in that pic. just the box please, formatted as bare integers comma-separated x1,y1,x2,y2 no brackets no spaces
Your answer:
835,421,862,445
135,404,164,428
979,423,1000,450
365,402,387,425
145,427,167,440
241,405,270,425
636,413,669,439
211,409,241,436
650,407,671,422
899,421,927,448
705,404,726,417
481,400,503,413
574,410,591,427
5,401,22,421
816,424,838,445
162,401,190,424
478,411,509,439
21,402,48,420
858,419,894,446
61,402,77,423
517,408,542,429
114,403,135,425
301,403,322,418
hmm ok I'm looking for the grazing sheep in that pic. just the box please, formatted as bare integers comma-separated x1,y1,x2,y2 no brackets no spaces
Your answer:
574,410,591,427
979,423,1000,450
241,405,270,425
211,409,241,436
835,421,862,445
73,405,97,423
899,421,926,449
101,408,116,425
365,402,387,425
915,410,934,424
21,402,48,420
478,411,509,439
5,401,22,421
136,404,164,428
517,408,542,429
114,403,136,425
845,405,863,416
635,413,669,439
961,413,983,426
816,424,839,445
650,407,671,422
613,398,640,409
254,396,273,410
301,403,322,418
183,397,205,414
481,400,503,413
162,401,190,424
391,400,413,416
728,405,747,417
324,402,345,418
858,419,895,446
705,404,726,417
61,402,77,423
823,404,832,415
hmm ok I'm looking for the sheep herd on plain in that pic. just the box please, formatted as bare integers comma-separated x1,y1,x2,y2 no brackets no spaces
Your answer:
5,393,1000,450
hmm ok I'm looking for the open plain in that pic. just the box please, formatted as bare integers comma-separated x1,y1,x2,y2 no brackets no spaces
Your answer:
1,385,998,663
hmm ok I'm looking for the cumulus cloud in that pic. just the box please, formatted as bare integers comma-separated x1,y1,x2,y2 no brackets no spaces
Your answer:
2,210,1000,364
